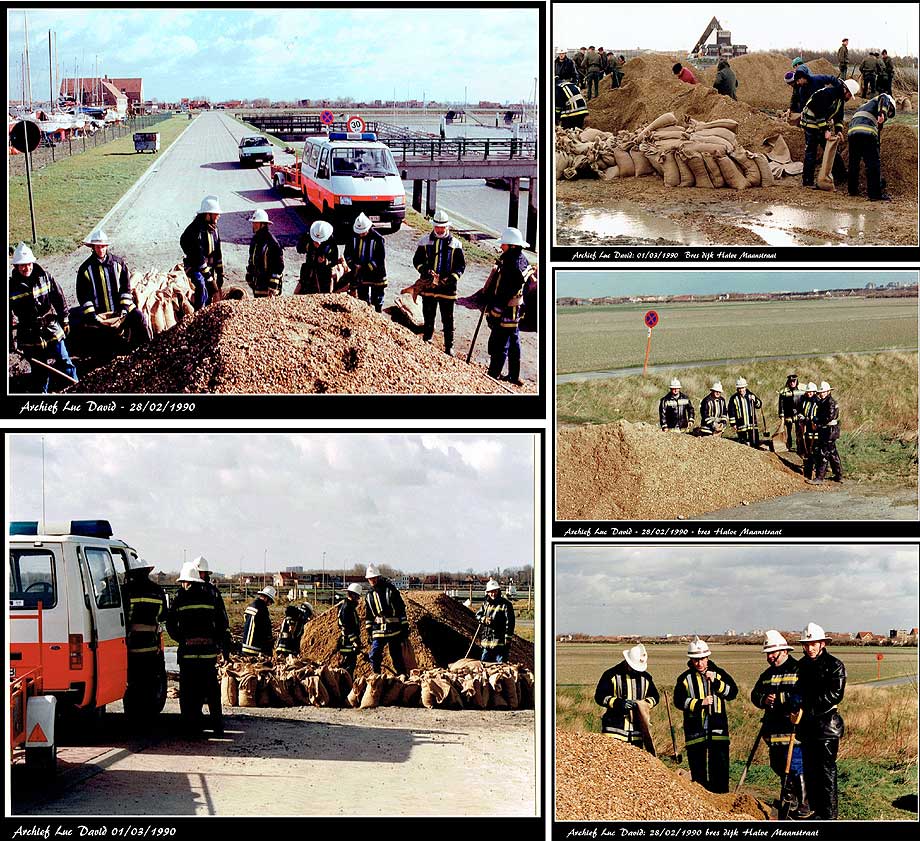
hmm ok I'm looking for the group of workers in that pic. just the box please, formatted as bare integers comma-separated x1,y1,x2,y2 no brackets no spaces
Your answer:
595,625,847,820
555,46,627,99
837,39,896,96
659,372,842,483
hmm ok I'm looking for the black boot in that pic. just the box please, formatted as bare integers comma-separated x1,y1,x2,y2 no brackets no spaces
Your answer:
791,775,813,820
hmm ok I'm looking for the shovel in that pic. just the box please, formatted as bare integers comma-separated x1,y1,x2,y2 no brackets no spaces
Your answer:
769,424,789,454
465,622,483,658
735,719,768,793
777,710,804,820
15,350,79,385
663,690,681,763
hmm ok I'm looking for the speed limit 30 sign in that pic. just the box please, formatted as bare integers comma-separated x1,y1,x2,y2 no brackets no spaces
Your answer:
346,115,366,133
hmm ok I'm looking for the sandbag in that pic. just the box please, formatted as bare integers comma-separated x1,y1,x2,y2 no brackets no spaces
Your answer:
238,673,257,707
269,674,295,706
555,151,570,180
645,153,664,175
681,140,732,156
380,676,404,706
650,128,687,141
691,118,740,131
221,673,239,707
359,674,385,709
461,674,487,709
347,676,367,708
639,112,678,136
751,152,775,186
420,676,445,709
716,154,748,190
629,148,655,176
519,670,535,708
402,679,421,707
687,135,735,154
612,148,635,177
690,127,737,144
701,154,725,188
600,152,619,168
816,135,839,192
501,674,520,710
256,676,273,707
674,153,696,187
662,152,681,188
316,665,340,704
650,138,685,151
731,151,761,187
571,141,591,154
599,167,620,181
579,128,606,142
683,153,715,189
488,671,509,709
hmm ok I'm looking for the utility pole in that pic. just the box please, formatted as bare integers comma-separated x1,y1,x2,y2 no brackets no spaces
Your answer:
322,551,326,602
263,548,267,588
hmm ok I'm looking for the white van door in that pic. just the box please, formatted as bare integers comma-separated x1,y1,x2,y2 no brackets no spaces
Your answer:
80,545,128,706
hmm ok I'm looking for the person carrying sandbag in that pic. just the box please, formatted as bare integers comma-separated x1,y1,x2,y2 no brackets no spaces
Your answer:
475,579,516,663
848,93,896,202
595,644,660,754
712,59,738,100
555,79,589,129
799,77,855,189
241,586,276,657
364,565,409,675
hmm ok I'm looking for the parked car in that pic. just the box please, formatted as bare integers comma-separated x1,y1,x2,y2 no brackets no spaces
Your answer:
238,135,274,167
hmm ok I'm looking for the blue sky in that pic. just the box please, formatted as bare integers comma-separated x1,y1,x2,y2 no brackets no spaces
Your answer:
8,7,539,103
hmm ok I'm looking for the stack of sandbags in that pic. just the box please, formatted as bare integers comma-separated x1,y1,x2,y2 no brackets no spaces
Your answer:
218,654,353,708
896,96,913,113
130,264,195,335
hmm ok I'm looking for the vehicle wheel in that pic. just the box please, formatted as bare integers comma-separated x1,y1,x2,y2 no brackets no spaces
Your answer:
25,744,57,773
389,219,402,234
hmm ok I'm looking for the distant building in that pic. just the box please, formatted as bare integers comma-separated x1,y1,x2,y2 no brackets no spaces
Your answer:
60,76,141,111
855,631,875,644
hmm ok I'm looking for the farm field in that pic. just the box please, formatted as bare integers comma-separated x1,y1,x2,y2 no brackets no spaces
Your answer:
556,298,919,375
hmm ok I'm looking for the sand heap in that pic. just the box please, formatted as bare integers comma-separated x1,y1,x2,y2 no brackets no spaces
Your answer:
67,295,507,394
300,591,535,678
556,731,768,821
556,420,811,520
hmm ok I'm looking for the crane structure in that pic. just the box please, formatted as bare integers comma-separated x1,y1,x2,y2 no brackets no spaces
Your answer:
690,16,748,61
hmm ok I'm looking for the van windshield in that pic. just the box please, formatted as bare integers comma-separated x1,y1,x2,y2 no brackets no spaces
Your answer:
332,147,397,177
9,548,57,609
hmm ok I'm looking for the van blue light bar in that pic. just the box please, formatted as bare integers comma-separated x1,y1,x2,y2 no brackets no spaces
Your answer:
10,521,39,535
69,520,114,538
327,132,377,141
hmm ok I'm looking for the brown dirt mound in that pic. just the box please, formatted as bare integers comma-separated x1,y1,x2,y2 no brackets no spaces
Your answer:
556,420,812,520
67,295,506,394
556,731,761,820
674,768,774,819
299,591,534,678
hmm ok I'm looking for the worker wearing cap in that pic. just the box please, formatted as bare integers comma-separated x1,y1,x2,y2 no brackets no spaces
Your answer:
728,377,762,447
790,623,846,820
296,220,340,294
594,644,660,753
659,378,694,432
180,196,224,309
610,55,626,89
413,209,465,356
859,51,879,97
364,564,409,675
555,79,589,129
673,636,738,794
76,229,152,350
475,580,516,663
837,39,849,78
879,50,894,95
241,586,276,657
276,602,314,657
807,382,842,484
848,93,897,202
344,213,387,311
799,382,820,479
8,242,78,392
800,77,855,189
554,49,578,84
123,556,168,722
778,373,806,454
245,209,284,297
573,47,587,85
166,561,227,738
337,583,364,676
584,46,603,99
699,382,728,436
751,631,811,819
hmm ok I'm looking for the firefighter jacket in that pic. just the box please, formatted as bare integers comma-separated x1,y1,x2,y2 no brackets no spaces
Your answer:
344,229,387,287
659,391,695,430
166,583,227,663
9,265,70,347
848,94,896,140
337,598,362,654
778,383,805,419
180,216,224,287
476,595,516,649
594,660,660,744
486,248,535,329
241,596,274,656
125,575,168,656
76,252,135,318
555,81,588,121
801,81,846,133
674,660,738,746
246,226,284,297
364,578,409,641
413,232,465,300
800,395,819,445
296,235,339,294
751,655,801,745
728,390,762,433
793,649,846,740
815,395,840,443
277,604,312,655
554,55,578,83
699,394,728,433
837,44,849,66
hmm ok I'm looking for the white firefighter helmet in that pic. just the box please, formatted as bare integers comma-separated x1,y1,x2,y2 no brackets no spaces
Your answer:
178,561,202,583
799,622,831,643
83,228,110,246
736,377,748,389
485,579,501,593
622,643,648,672
353,213,372,234
347,582,363,596
198,195,221,214
710,381,723,393
806,382,818,392
499,226,529,248
11,242,36,265
819,381,832,392
687,635,712,659
432,209,450,226
192,555,209,573
762,629,793,653
127,555,154,574
843,78,860,98
365,563,380,579
258,585,277,602
670,378,681,389
310,219,334,243
249,208,271,224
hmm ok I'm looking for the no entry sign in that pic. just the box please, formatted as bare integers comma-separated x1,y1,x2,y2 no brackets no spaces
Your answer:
346,114,366,133
644,310,659,329
320,109,335,126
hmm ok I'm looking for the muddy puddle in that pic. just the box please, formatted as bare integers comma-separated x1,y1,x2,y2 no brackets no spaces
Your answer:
556,203,710,246
725,203,881,246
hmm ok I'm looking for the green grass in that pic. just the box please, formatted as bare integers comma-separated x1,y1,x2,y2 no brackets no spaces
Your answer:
8,116,191,256
889,113,918,130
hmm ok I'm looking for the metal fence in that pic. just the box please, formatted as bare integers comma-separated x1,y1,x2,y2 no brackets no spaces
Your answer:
8,113,173,177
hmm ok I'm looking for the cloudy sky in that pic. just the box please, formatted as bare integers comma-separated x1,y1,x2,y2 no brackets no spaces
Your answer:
556,545,919,636
6,433,536,577
8,7,539,103
554,3,918,55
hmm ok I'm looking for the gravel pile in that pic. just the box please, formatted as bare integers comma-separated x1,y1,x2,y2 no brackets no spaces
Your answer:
67,295,509,394
556,731,756,821
556,420,812,520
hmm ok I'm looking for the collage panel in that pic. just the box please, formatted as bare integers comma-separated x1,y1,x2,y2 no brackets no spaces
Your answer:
554,268,920,536
553,543,919,836
5,430,544,830
551,2,919,260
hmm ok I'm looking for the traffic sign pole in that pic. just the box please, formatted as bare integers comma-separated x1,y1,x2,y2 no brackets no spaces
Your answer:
643,328,652,376
24,140,37,243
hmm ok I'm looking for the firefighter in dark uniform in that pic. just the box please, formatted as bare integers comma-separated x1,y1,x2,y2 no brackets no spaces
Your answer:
799,75,855,188
778,373,806,453
475,579,516,663
659,378,695,432
166,561,227,737
276,602,313,656
413,209,465,355
807,381,842,484
241,586,276,657
799,382,820,479
555,79,589,129
337,584,364,676
295,220,340,294
192,556,232,658
790,623,846,821
364,564,409,675
344,213,387,311
673,636,739,794
848,93,896,202
699,382,728,436
245,209,284,297
554,49,578,83
594,643,660,754
9,242,79,392
75,228,153,351
123,556,168,721
728,377,763,447
751,630,811,819
180,196,224,310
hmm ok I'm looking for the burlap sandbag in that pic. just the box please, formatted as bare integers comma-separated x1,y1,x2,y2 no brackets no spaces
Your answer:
816,135,839,192
691,118,740,131
401,679,421,707
653,138,686,151
701,154,725,187
634,699,657,755
519,670,535,708
221,673,239,707
690,127,737,144
645,153,664,175
600,152,618,168
629,148,655,176
347,676,366,708
379,676,404,706
460,674,487,709
316,665,340,704
555,151,570,180
650,128,687,141
501,674,520,710
270,674,295,706
716,153,748,190
579,128,606,142
238,673,258,707
256,675,273,707
359,674,385,709
638,112,677,138
731,151,761,187
675,153,696,187
662,152,681,187
420,676,443,709
681,140,731,156
488,671,509,709
751,152,775,186
570,141,591,154
612,147,635,177
683,152,715,189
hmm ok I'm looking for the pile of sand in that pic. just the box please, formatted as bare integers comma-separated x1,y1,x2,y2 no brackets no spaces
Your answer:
556,420,813,520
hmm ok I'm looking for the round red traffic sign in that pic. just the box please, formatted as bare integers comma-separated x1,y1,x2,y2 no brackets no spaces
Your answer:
876,653,884,660
320,109,335,126
346,114,366,133
644,310,659,329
